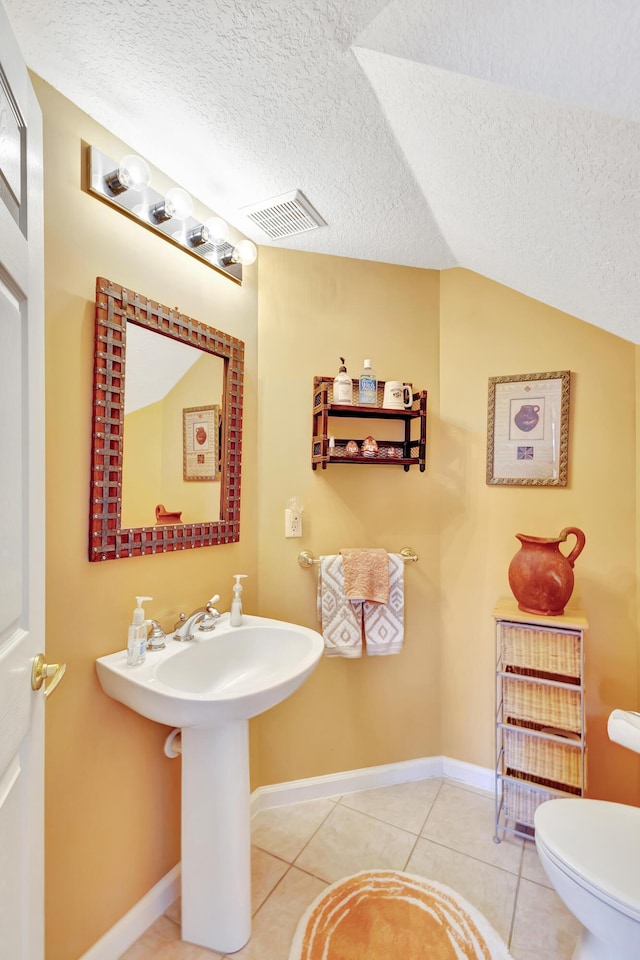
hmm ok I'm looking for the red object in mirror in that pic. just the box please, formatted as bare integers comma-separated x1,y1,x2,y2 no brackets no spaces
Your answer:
155,504,182,524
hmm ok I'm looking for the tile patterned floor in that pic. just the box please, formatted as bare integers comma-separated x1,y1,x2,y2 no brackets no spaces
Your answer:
119,778,582,959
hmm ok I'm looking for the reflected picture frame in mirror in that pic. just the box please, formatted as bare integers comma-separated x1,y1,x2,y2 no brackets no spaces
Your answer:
89,277,244,560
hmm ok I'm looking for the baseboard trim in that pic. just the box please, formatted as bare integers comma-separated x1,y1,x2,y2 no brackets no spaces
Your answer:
441,756,495,793
79,864,180,960
82,755,493,959
250,754,494,816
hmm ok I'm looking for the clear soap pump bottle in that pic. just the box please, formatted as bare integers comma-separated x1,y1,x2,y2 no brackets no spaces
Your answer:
127,595,152,666
230,574,248,627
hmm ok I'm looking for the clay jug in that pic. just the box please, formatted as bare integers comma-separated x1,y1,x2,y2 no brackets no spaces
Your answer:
514,404,540,432
508,527,586,616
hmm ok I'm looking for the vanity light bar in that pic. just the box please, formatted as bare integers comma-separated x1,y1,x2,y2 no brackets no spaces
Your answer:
87,146,252,284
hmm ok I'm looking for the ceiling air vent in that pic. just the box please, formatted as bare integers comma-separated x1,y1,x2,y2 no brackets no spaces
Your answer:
240,190,327,240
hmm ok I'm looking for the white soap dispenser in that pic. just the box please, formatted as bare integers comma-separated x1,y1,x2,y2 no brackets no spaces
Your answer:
127,595,153,666
333,357,353,405
230,575,247,627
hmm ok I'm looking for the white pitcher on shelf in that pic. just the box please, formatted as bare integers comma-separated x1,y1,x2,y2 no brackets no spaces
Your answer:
383,381,412,409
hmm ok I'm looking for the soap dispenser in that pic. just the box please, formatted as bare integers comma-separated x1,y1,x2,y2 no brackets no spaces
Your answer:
127,595,153,666
230,575,247,627
333,357,353,405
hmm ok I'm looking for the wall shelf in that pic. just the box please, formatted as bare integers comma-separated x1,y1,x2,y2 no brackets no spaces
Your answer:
311,376,427,471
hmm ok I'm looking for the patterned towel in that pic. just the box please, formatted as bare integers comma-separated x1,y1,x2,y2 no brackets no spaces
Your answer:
317,555,363,657
340,548,390,603
363,554,404,655
317,554,404,657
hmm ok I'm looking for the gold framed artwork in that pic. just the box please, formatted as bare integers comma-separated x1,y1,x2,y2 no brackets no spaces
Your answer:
486,371,570,486
183,405,220,481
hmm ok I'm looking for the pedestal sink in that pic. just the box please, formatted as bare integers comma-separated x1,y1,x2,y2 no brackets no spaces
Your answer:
96,614,324,953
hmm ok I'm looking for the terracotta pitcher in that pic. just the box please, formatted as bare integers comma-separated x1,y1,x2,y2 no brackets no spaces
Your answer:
508,527,586,616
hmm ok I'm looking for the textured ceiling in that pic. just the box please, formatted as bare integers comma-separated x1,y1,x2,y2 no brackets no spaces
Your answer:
6,0,640,342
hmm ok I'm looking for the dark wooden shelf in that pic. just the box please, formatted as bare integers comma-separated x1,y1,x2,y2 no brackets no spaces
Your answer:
320,402,422,420
311,376,427,471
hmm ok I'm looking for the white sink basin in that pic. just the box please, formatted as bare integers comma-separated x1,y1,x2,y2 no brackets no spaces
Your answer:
95,613,324,954
96,614,324,727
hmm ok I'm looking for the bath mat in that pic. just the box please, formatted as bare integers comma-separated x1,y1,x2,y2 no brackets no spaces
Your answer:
289,869,513,960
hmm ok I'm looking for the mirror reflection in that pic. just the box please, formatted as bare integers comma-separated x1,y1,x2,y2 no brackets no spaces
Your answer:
121,323,223,528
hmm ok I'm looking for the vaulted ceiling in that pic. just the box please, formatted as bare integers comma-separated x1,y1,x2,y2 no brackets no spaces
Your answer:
6,0,640,342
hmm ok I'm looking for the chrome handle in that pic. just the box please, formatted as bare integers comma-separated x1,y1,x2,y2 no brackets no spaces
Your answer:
31,653,67,700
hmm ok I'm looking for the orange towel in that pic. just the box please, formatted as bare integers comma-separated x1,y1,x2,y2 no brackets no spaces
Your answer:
340,548,390,603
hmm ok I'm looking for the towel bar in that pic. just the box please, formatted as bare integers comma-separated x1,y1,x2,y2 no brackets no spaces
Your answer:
298,547,418,568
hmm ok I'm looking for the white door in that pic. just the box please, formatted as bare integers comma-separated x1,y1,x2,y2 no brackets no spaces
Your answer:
0,2,46,958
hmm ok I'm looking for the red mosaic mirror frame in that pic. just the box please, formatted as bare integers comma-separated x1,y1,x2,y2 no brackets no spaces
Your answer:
89,277,244,561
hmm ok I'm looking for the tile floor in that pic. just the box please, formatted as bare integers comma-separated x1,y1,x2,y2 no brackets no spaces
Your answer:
120,777,582,959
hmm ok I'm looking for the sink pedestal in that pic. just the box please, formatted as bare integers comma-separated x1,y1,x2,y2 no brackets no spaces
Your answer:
181,720,251,953
95,618,324,951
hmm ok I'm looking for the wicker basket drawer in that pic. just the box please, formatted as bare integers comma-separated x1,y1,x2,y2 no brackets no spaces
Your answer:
503,677,582,734
499,622,581,680
502,779,555,828
503,728,582,790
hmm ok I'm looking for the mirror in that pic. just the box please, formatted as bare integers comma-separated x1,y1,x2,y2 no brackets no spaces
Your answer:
89,277,244,561
121,325,224,528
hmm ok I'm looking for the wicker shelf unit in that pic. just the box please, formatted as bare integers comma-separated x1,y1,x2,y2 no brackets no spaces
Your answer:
493,598,588,842
311,376,427,471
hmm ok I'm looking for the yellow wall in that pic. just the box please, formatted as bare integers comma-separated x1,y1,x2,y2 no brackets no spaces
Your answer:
253,256,639,805
438,270,639,804
121,401,164,526
35,75,640,960
253,249,443,784
35,75,259,960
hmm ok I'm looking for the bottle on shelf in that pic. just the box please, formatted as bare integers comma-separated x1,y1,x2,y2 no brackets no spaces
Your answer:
333,357,353,404
358,359,377,406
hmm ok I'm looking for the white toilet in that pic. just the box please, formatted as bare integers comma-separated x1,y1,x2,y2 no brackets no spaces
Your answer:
535,798,640,959
534,709,640,960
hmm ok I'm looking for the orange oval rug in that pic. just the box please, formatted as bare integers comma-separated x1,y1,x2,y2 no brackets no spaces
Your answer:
289,870,513,960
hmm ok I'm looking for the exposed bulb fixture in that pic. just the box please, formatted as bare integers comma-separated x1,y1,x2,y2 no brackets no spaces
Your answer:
151,186,194,223
187,216,230,248
221,239,258,266
204,217,230,246
104,154,151,195
89,144,255,282
236,239,258,265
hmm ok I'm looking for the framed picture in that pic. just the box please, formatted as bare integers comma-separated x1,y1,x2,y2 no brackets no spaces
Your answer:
183,405,220,481
486,371,570,486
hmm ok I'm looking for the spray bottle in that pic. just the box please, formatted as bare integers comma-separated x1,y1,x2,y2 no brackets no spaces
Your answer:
230,575,248,627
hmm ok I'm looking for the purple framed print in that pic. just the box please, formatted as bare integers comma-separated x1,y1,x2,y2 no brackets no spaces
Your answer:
486,370,570,486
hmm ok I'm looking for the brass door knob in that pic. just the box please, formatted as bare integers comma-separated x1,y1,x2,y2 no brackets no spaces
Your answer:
31,653,66,700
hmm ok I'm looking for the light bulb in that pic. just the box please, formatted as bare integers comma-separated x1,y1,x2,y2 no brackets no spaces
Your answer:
118,155,151,190
104,154,151,194
235,239,257,265
203,217,229,246
164,187,193,221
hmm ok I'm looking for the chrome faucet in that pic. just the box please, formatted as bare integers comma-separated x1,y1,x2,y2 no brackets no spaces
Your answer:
147,619,167,651
173,595,221,641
